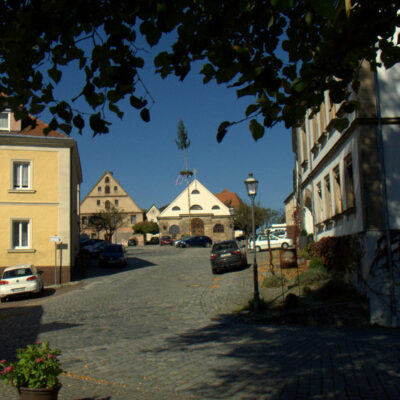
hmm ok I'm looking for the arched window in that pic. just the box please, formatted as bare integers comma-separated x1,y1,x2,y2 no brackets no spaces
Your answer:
212,205,220,210
190,204,202,210
105,185,110,194
169,225,180,238
105,200,111,209
172,206,181,211
105,177,110,183
213,224,224,233
191,189,200,194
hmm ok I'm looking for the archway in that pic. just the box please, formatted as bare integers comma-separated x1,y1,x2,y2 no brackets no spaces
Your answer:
169,225,180,238
191,218,204,235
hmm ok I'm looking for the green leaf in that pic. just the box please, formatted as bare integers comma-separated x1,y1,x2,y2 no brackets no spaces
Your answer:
47,67,62,84
73,114,85,131
59,123,72,134
332,118,350,132
140,108,150,122
130,95,147,109
246,103,261,117
109,103,123,119
216,121,231,143
249,119,265,141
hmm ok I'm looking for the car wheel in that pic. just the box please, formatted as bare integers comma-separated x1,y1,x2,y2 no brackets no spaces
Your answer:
281,243,289,249
1,297,7,303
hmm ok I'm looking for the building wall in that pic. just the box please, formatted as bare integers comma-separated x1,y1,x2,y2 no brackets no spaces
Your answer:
0,143,80,284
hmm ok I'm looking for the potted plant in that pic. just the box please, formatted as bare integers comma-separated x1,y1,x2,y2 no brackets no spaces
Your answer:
0,341,62,400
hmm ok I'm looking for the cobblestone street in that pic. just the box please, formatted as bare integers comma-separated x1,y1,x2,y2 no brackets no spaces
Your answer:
1,246,399,399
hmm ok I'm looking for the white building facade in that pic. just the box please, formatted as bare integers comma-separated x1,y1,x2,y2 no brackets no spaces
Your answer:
292,60,400,326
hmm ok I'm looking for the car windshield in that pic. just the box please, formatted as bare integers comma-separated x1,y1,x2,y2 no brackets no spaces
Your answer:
3,268,33,278
213,242,238,252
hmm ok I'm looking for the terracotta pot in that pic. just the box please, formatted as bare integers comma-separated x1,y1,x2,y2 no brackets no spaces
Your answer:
18,386,60,400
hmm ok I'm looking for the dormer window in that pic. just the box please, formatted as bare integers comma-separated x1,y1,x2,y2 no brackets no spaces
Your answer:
172,206,181,211
0,112,10,130
191,189,200,194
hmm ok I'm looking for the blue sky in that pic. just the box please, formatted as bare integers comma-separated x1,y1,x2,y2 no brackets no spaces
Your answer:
40,40,294,212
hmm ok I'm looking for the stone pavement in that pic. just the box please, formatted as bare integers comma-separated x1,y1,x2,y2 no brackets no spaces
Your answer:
0,248,399,400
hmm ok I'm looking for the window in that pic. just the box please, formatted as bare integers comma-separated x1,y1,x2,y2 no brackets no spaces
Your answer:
191,189,200,194
12,161,30,189
115,199,119,206
98,187,102,192
190,205,202,210
172,206,181,211
213,224,224,233
300,124,308,167
131,215,136,224
316,182,323,223
12,220,29,249
82,217,88,225
0,112,10,130
105,185,110,194
345,156,355,209
105,177,110,183
333,166,343,214
97,200,100,206
212,205,220,210
105,200,111,209
114,186,118,192
324,174,332,219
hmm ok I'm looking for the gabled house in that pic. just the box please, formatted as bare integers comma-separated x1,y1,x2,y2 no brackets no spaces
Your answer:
158,179,234,241
214,189,242,210
0,111,82,284
80,171,144,244
146,205,160,222
291,60,400,326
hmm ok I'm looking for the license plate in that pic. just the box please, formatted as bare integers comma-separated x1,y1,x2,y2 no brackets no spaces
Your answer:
12,288,25,293
221,253,230,258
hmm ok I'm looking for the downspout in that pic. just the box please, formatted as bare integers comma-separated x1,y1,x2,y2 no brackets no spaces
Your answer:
374,69,397,326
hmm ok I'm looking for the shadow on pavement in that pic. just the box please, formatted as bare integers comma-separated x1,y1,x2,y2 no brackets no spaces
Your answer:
73,255,157,281
147,315,400,399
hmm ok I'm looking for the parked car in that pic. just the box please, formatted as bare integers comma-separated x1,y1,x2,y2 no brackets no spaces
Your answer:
0,264,44,302
210,240,249,274
174,236,190,247
160,236,173,246
82,240,109,257
146,237,160,245
248,234,293,251
177,235,212,248
99,244,127,267
127,238,137,246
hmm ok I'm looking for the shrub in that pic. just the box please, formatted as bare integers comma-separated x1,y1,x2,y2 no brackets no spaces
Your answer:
309,257,324,269
262,274,288,288
309,277,362,301
298,266,330,285
298,240,315,260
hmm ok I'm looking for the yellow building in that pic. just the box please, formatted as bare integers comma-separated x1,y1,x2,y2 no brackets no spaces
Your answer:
0,111,82,284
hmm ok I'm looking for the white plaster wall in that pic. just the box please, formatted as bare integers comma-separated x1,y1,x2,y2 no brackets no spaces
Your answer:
382,124,400,229
377,61,400,118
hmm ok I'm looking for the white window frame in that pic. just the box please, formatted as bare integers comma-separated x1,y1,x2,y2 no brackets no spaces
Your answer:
11,219,31,249
11,160,32,190
0,111,10,131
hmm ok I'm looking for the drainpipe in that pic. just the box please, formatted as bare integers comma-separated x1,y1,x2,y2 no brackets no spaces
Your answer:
374,69,397,326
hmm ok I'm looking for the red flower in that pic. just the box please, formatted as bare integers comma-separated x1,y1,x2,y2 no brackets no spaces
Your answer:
35,358,44,363
0,360,6,364
1,366,14,374
47,355,55,359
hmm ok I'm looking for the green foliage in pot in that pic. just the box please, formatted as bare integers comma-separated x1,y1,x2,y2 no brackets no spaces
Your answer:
0,342,62,389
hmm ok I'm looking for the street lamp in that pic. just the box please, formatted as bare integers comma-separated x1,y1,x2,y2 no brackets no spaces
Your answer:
245,172,260,313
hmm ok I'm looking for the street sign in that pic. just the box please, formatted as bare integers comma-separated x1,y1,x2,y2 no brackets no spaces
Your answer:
50,236,62,243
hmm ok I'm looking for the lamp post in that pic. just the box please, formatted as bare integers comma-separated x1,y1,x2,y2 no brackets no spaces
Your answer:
245,172,260,313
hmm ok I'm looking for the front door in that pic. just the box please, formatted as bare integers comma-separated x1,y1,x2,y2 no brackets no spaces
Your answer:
191,218,204,235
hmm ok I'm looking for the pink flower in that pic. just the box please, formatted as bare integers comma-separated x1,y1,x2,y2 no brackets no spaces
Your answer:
1,366,14,374
47,354,55,359
35,358,44,363
0,360,6,364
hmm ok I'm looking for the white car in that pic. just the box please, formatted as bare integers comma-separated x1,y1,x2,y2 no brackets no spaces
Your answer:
0,264,44,302
248,234,293,251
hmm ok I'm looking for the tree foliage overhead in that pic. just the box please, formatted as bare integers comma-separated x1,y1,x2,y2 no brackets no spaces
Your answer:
0,1,398,138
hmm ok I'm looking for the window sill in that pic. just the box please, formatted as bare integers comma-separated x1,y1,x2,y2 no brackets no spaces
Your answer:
343,206,356,216
8,189,36,194
7,249,36,253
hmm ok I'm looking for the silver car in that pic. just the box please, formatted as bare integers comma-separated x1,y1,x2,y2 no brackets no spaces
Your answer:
0,264,44,302
248,234,293,251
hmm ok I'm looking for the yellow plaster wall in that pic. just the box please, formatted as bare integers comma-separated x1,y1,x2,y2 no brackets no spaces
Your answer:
0,148,59,203
0,205,58,267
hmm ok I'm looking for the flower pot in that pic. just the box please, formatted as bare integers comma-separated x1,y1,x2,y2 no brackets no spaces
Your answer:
18,386,60,400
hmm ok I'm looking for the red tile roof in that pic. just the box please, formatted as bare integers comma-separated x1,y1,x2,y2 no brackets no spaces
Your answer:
19,116,68,138
214,189,242,209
